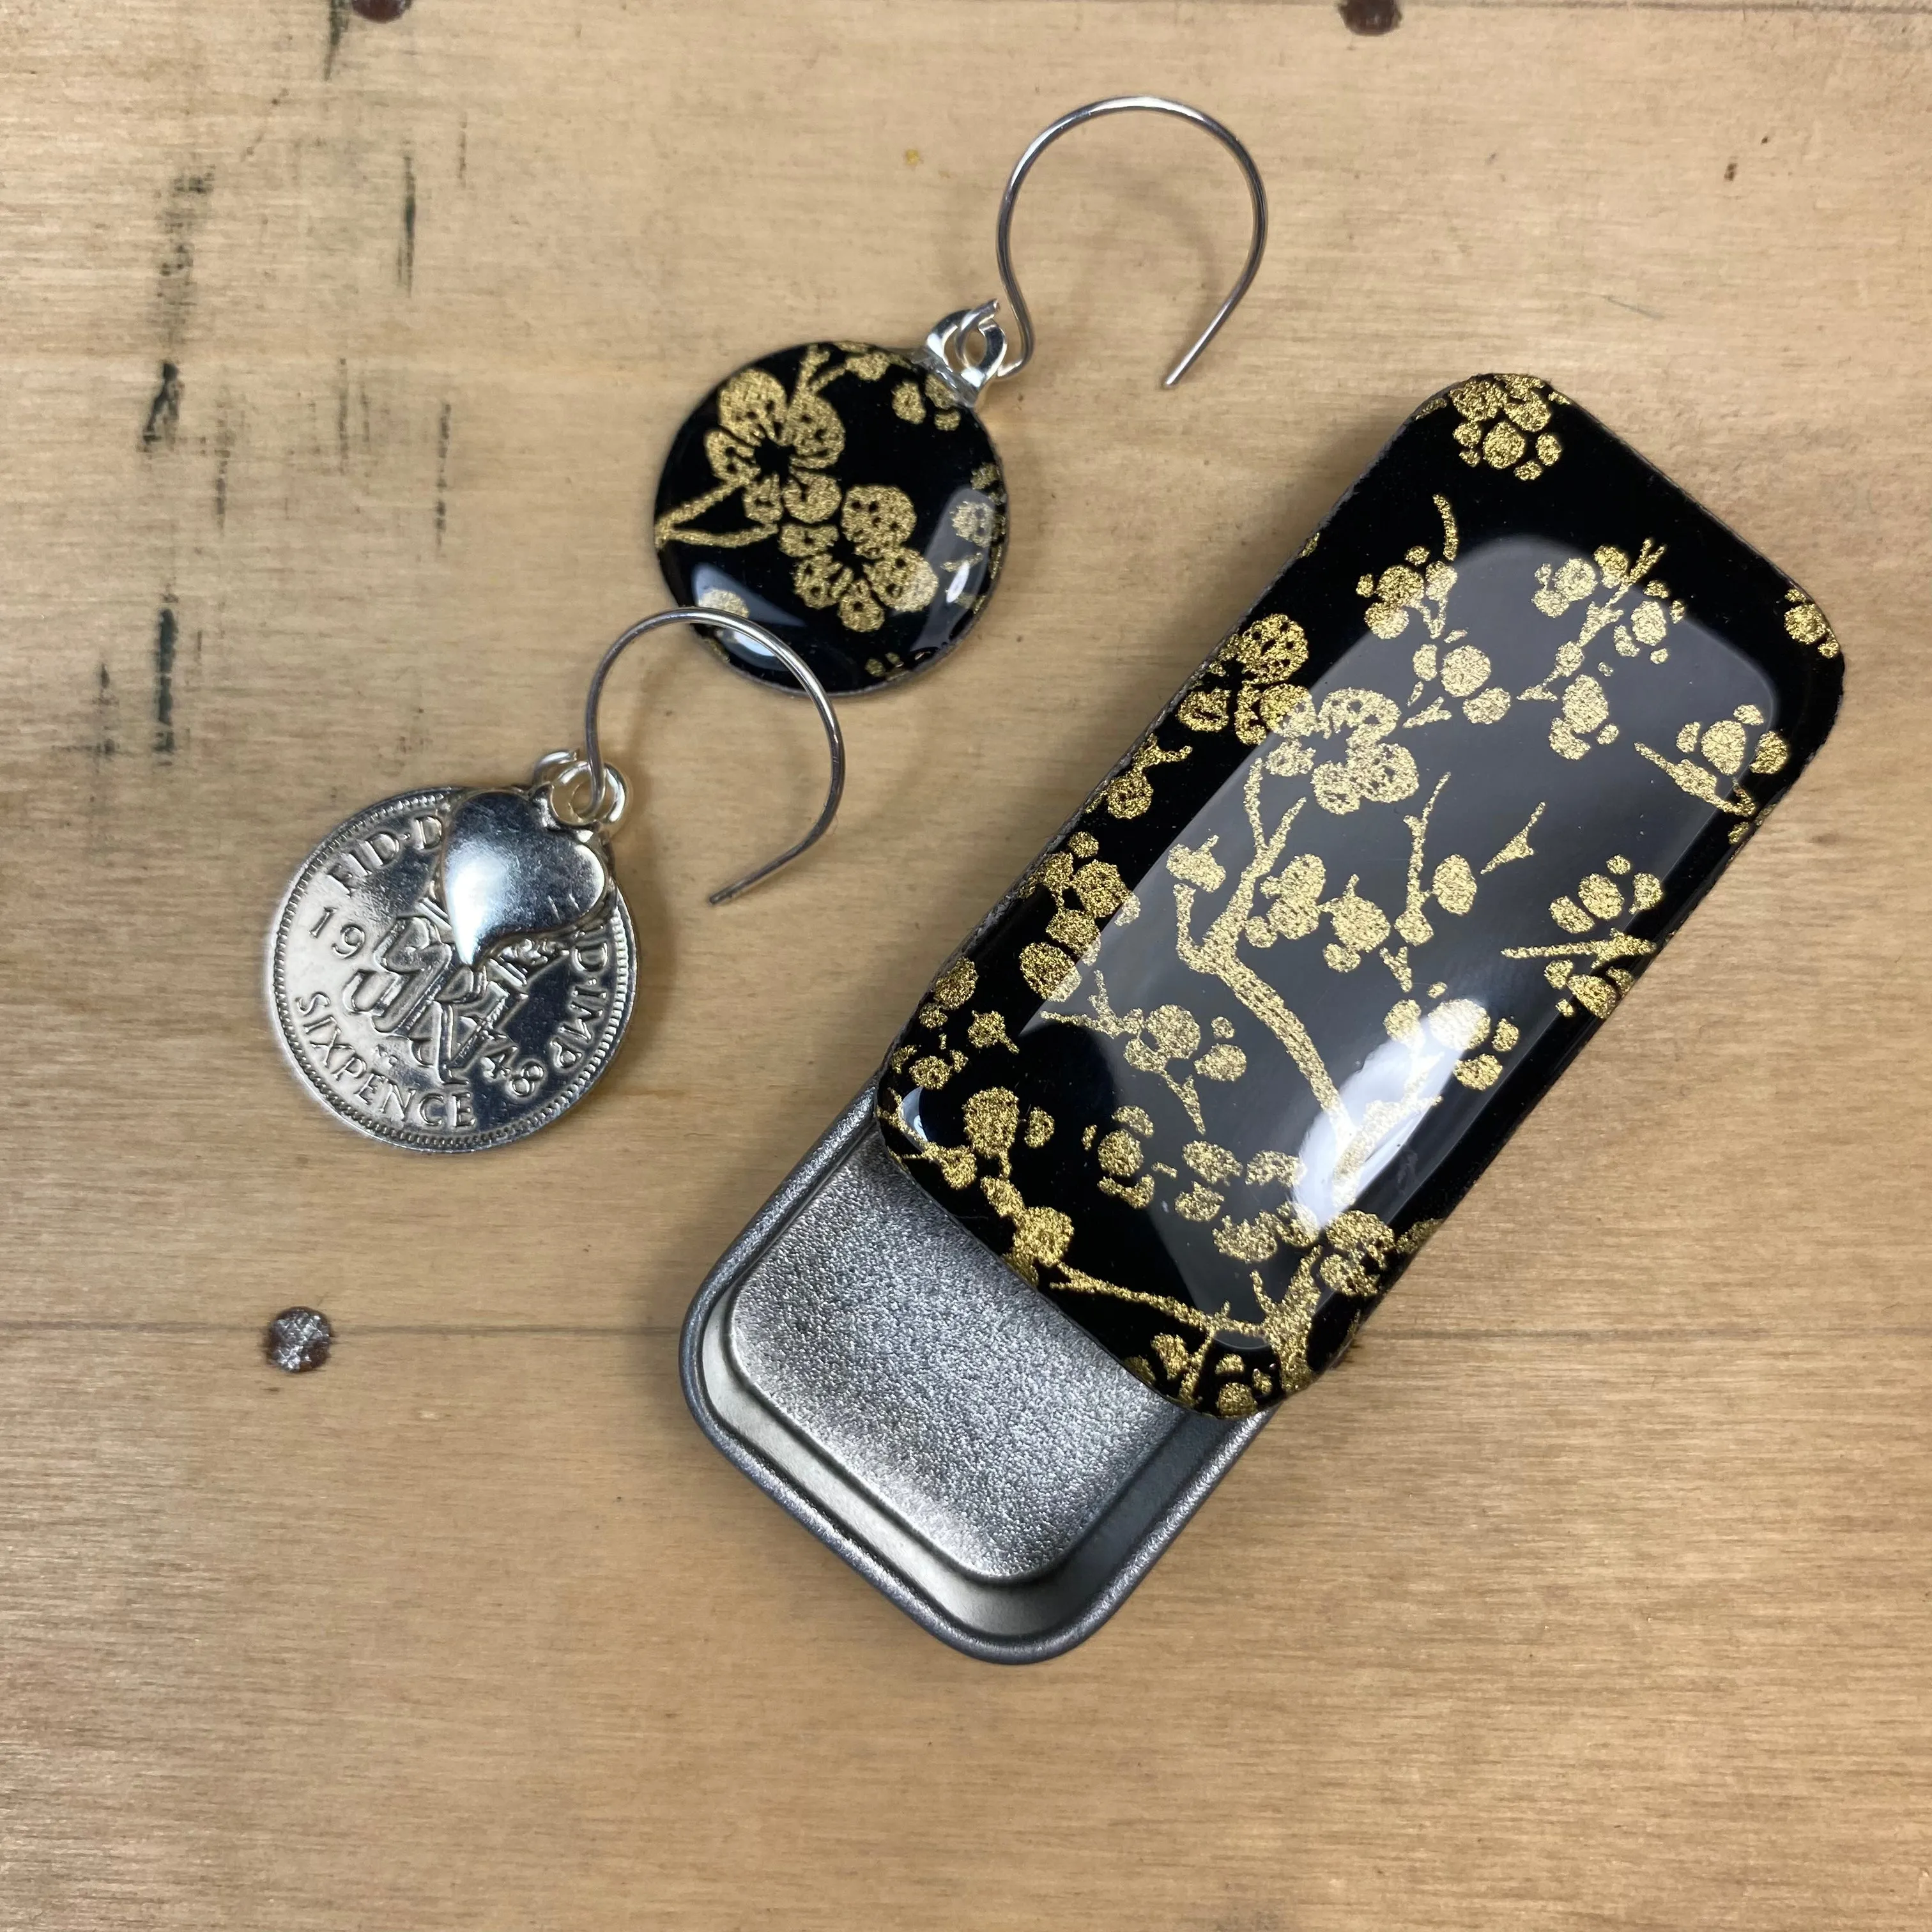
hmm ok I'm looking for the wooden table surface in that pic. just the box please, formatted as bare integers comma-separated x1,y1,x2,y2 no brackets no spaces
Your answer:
3,1,1928,1926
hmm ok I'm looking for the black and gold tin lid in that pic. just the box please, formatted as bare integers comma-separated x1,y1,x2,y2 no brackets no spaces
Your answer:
654,342,1008,696
878,376,1844,1418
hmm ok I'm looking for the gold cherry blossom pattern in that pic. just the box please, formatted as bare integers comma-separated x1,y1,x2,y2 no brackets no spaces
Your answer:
1406,640,1514,727
886,953,980,1093
951,464,1007,557
1086,1104,1163,1210
1130,1333,1287,1420
1154,754,1508,1211
1046,976,1246,1133
655,348,879,551
1187,1144,1313,1262
1359,494,1459,640
1082,1108,1289,1236
896,1085,1069,1277
1380,778,1483,990
1383,994,1522,1092
1051,893,1483,1244
942,463,1009,605
1211,771,1478,992
1135,1330,1282,1414
1174,613,1311,746
1295,689,1419,816
1500,853,1660,1017
1094,735,1193,820
1121,1206,1439,1414
1167,1142,1438,1301
1122,1290,1296,1415
1290,984,1524,1205
1107,1206,1423,1411
884,1082,1314,1414
656,342,1008,691
1521,540,1686,758
1362,555,1455,641
891,371,963,432
1446,375,1567,480
885,954,1029,1090
1173,1139,1295,1237
1337,500,1513,739
1783,586,1841,658
863,463,1006,680
1246,850,1396,974
1350,498,1514,732
1015,832,1142,1006
1531,542,1683,663
1229,785,1478,992
879,434,1837,1416
1635,704,1790,841
786,482,940,635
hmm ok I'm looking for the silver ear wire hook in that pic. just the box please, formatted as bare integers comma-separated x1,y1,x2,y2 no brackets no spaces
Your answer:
995,96,1268,388
924,96,1268,402
556,608,847,905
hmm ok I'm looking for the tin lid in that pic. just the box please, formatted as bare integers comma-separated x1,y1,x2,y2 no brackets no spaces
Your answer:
878,376,1844,1417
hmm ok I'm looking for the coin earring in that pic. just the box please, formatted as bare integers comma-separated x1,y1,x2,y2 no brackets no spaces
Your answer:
652,95,1269,698
266,610,845,1153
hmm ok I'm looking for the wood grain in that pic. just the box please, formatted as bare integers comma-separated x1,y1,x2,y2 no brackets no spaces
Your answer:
1,1,1928,1926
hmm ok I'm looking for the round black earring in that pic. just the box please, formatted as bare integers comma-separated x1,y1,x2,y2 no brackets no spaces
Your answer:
651,96,1268,698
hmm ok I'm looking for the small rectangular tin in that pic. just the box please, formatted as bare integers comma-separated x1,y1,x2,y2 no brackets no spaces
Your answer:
682,374,1841,1662
680,1090,1268,1662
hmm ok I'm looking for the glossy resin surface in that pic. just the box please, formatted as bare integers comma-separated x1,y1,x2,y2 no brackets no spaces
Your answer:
654,341,1008,694
880,376,1843,1418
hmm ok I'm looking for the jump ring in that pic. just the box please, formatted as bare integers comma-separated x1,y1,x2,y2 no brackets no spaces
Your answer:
543,756,627,832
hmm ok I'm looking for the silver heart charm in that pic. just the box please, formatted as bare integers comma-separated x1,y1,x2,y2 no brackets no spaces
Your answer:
440,786,611,966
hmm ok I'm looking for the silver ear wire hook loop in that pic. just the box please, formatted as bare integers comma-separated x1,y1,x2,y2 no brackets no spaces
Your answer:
994,96,1268,388
556,608,847,905
924,96,1268,403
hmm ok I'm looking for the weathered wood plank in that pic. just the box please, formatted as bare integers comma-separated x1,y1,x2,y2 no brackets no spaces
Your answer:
1,1,1926,1924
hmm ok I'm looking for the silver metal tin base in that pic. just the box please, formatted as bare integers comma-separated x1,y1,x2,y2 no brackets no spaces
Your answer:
680,1090,1268,1662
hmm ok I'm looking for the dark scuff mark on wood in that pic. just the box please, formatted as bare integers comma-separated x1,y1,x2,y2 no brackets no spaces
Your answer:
1726,160,1738,181
354,0,415,20
145,172,209,452
1603,292,1664,321
337,359,351,468
325,0,351,76
142,362,183,450
240,89,289,165
435,401,452,548
96,663,117,760
155,171,211,350
398,153,417,291
153,603,178,757
458,116,468,187
1339,0,1401,31
214,399,235,528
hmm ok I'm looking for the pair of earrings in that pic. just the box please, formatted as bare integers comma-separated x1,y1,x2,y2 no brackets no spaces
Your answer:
267,98,1268,1151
